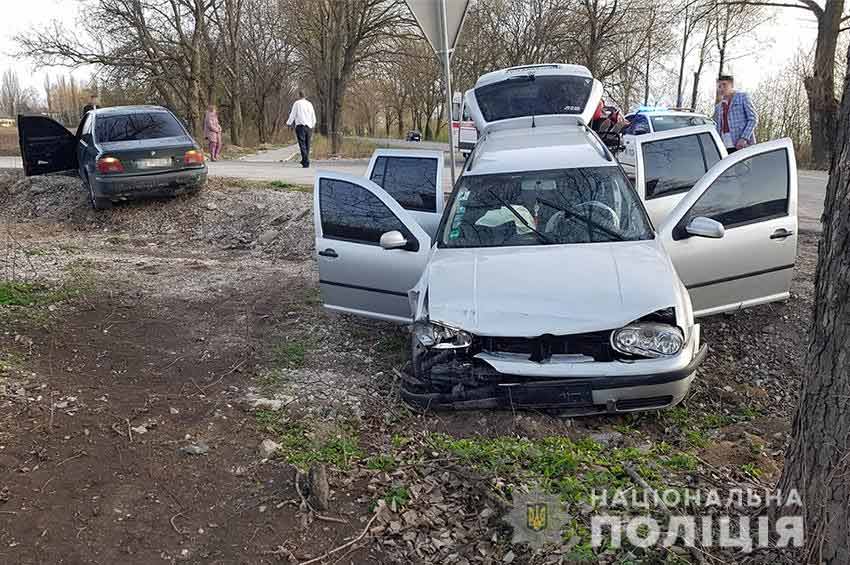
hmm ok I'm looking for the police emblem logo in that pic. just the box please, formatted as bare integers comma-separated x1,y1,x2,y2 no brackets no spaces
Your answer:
526,502,548,532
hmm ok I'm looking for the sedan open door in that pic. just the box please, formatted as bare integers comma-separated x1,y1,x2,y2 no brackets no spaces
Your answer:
18,115,79,176
623,125,727,225
658,138,797,317
314,171,432,323
365,149,445,238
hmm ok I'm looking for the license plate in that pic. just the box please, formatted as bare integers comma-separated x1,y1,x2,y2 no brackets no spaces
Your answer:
500,381,593,407
136,158,172,169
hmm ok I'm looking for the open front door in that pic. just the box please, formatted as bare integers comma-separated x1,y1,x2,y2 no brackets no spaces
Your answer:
314,171,432,323
17,115,78,176
658,139,798,317
629,125,726,225
365,149,445,238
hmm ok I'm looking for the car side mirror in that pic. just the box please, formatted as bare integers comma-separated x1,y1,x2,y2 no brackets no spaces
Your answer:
379,230,409,250
685,216,725,239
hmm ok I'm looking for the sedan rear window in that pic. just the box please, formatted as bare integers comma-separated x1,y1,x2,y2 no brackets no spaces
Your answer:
474,75,593,122
441,167,653,248
95,112,186,142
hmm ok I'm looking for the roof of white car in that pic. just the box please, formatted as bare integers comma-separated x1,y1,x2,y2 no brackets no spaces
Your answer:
628,109,711,119
463,124,616,176
474,63,593,89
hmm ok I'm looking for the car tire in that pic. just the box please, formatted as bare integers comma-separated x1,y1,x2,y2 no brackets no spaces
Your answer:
86,175,112,210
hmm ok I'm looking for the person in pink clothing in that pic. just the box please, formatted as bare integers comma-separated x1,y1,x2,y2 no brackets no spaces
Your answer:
203,104,222,161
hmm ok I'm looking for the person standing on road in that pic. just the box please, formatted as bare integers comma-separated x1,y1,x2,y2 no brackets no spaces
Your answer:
714,75,757,153
81,94,99,119
204,103,223,162
286,91,316,168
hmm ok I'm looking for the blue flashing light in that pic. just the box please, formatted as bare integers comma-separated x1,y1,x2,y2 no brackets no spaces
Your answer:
635,106,668,113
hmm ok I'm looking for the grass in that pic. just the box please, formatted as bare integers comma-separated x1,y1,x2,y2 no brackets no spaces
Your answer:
270,339,309,369
382,486,410,510
0,127,19,156
311,135,378,160
366,454,397,471
0,282,49,306
254,410,362,469
216,177,313,193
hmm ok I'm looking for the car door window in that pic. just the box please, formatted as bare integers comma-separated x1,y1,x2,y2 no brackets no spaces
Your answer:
623,115,649,135
677,148,789,234
320,178,409,245
369,156,438,212
643,133,720,199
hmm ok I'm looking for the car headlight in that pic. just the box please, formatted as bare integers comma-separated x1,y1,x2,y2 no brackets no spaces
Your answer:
413,322,472,349
611,323,684,358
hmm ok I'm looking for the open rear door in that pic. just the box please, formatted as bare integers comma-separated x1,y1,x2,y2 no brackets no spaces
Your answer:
314,171,432,323
629,125,726,225
658,139,798,317
17,115,78,176
365,149,445,238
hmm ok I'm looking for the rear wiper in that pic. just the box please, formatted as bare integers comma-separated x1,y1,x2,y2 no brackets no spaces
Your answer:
536,197,627,241
487,189,554,244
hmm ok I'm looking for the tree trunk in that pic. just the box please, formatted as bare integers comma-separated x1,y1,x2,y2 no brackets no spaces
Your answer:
777,42,850,565
644,35,651,105
230,95,243,146
805,0,843,168
675,10,690,108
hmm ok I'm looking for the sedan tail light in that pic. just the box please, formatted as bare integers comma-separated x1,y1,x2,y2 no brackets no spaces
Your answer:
184,150,205,165
96,157,124,174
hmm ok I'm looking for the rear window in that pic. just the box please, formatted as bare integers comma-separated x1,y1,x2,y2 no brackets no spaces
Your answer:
95,112,185,142
369,156,438,212
474,75,593,122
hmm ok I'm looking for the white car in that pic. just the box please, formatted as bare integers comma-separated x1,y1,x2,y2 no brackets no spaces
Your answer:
311,68,798,415
622,108,714,135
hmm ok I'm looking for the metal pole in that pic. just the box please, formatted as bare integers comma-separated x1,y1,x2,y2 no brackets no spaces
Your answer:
439,0,457,187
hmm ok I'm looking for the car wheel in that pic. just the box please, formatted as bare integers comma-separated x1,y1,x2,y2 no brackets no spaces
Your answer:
87,175,112,210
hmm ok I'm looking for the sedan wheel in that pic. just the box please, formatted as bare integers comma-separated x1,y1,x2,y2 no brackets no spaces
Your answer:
87,176,112,210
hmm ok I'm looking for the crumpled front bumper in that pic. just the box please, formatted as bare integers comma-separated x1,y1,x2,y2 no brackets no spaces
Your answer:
401,326,706,415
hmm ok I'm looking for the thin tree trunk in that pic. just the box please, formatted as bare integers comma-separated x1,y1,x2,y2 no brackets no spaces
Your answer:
777,42,850,563
805,0,843,168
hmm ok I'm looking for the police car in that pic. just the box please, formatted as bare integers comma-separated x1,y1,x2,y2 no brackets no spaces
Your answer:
622,107,714,135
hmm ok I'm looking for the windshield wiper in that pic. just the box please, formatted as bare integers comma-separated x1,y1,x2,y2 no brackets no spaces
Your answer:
487,189,555,245
536,197,627,242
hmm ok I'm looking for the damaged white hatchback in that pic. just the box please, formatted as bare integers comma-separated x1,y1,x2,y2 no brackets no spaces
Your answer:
313,117,797,415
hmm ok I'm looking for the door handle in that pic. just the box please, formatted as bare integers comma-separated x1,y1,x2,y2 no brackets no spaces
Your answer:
318,248,338,258
770,228,794,240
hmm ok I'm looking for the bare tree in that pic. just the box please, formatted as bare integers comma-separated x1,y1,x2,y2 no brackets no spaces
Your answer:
289,0,409,154
0,70,36,117
724,0,849,166
211,0,245,145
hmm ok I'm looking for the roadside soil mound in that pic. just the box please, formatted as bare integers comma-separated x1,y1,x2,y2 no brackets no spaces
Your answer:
0,170,314,260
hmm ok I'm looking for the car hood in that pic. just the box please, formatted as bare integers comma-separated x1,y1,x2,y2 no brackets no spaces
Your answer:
425,240,681,337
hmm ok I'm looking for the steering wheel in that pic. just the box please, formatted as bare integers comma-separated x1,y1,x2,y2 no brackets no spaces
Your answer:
544,201,620,233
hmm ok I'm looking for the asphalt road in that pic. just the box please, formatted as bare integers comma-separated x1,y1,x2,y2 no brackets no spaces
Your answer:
0,155,828,232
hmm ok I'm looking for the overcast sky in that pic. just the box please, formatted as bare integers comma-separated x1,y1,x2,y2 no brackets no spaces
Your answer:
0,0,822,105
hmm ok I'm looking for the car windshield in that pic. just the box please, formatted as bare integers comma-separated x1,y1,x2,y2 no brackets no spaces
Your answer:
650,115,710,131
95,112,185,142
474,75,593,122
440,167,654,248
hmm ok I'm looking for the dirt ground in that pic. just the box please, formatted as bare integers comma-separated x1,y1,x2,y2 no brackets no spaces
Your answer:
0,170,814,564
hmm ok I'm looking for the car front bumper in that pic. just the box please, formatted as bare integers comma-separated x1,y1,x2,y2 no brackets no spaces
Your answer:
94,167,207,200
402,326,706,415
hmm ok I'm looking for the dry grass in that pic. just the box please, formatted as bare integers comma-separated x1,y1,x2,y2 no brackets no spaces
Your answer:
310,135,377,160
0,127,19,156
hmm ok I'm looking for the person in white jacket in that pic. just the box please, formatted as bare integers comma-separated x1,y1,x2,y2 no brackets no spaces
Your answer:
287,91,317,168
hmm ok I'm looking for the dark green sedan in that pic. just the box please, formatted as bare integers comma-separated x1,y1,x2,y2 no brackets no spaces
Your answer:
18,105,207,209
